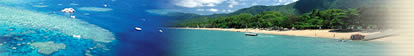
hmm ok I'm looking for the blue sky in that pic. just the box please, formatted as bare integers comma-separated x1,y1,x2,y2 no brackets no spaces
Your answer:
148,0,298,15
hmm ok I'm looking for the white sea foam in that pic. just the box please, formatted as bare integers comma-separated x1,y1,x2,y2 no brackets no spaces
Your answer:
78,7,113,12
0,6,115,43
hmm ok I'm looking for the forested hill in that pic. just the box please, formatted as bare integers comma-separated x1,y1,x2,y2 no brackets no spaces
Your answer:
167,0,375,24
228,0,373,15
294,0,374,13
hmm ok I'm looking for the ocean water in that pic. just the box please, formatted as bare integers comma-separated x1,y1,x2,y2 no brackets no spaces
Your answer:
170,29,388,56
0,0,168,56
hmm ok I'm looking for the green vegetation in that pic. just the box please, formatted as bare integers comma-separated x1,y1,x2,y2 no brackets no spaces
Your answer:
177,8,366,29
172,0,384,30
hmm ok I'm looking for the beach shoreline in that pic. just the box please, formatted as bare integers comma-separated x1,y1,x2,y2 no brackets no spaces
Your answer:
173,27,380,40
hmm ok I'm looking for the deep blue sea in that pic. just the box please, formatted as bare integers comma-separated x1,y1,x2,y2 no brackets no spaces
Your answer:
0,0,168,56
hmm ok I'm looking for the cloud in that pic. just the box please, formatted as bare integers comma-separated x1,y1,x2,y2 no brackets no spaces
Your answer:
173,0,226,8
222,9,233,12
196,9,205,11
279,0,284,2
207,8,218,12
227,0,238,8
205,3,216,7
169,0,299,15
227,9,233,12
251,2,258,5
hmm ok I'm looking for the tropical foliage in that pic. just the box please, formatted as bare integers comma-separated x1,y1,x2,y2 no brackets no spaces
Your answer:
172,0,384,30
177,9,365,29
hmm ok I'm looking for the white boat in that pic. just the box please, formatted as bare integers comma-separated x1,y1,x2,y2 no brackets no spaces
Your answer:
61,8,75,13
104,4,108,7
159,30,163,32
70,16,76,19
244,32,258,36
135,27,142,31
73,35,81,39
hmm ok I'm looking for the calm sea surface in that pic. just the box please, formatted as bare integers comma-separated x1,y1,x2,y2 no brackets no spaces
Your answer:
170,29,388,56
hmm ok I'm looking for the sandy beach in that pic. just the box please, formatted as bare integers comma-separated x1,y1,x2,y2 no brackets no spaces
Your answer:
176,28,380,40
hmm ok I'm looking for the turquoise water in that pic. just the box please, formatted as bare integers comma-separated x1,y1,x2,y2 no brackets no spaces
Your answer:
170,29,388,56
0,24,116,56
0,5,116,56
0,0,168,56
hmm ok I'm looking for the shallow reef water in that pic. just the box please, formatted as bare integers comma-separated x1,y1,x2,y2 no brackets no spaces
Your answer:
0,6,115,43
0,0,168,56
0,24,116,56
0,3,117,56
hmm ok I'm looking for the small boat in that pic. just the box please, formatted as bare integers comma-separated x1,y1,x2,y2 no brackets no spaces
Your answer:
135,27,142,31
159,30,163,32
104,4,108,7
244,32,258,36
61,8,76,13
70,16,76,19
73,35,81,39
